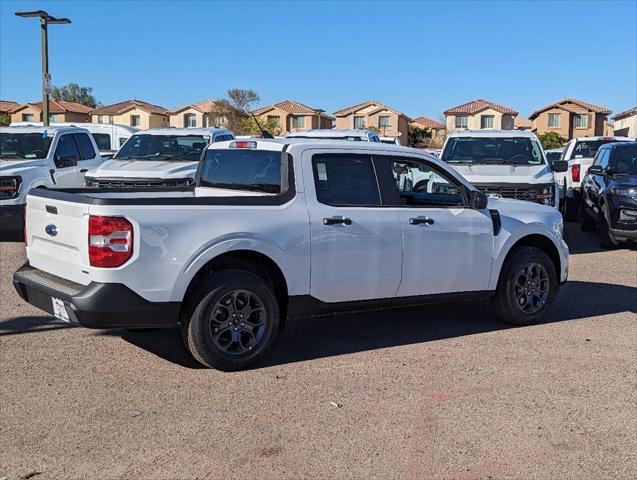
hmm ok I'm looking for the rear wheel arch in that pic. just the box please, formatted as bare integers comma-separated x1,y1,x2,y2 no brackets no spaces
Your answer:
180,250,289,324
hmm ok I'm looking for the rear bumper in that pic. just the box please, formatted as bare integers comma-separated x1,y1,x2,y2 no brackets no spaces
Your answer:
12,263,180,328
0,204,25,233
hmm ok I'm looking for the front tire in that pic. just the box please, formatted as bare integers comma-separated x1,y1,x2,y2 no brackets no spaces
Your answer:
599,205,619,249
494,247,557,326
182,270,280,371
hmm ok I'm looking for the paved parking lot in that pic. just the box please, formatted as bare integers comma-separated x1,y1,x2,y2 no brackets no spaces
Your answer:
1,223,635,480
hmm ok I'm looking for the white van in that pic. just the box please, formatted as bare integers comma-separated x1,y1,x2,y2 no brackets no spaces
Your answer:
286,129,381,142
11,121,138,157
84,127,235,188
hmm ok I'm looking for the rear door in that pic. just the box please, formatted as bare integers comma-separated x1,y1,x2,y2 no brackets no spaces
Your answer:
304,150,403,302
376,155,494,296
25,193,91,285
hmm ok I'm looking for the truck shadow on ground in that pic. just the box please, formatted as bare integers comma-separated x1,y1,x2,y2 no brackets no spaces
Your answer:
87,279,636,370
563,222,636,255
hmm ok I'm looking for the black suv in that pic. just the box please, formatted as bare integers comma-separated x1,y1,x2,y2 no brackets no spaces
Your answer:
580,141,637,248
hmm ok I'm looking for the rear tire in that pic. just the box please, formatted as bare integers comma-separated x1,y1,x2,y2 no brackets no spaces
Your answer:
493,247,557,326
599,205,618,249
579,201,596,231
181,270,280,371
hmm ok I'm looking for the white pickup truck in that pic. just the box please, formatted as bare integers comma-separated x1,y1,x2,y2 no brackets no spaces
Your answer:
84,127,235,188
13,139,568,370
441,130,568,209
0,125,103,234
557,136,634,220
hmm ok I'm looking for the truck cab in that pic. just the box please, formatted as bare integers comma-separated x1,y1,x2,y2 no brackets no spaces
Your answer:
84,127,235,188
441,130,567,209
0,125,103,233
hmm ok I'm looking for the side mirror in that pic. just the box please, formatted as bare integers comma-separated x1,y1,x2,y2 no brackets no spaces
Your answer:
587,165,603,175
551,160,568,173
55,155,78,168
470,190,488,209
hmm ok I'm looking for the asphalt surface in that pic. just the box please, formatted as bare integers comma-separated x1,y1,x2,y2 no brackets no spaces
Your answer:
1,223,636,480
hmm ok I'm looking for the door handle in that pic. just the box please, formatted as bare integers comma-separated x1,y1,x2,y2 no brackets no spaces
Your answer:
323,216,352,226
409,216,434,225
80,169,88,173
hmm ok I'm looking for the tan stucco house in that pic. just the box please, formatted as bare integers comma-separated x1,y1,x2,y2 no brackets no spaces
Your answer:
168,99,245,128
333,100,411,142
10,99,93,124
529,98,612,140
444,99,518,132
410,116,446,147
612,107,637,138
251,100,333,135
90,99,169,129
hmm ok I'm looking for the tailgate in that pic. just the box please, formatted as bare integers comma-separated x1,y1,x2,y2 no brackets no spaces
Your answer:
25,193,91,285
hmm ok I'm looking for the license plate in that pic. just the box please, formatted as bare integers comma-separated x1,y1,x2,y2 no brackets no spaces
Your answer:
52,297,70,322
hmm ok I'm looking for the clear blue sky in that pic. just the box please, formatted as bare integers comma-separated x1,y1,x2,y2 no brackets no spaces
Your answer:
1,0,636,120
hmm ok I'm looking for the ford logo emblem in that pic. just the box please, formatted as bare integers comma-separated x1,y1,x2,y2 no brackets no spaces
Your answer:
45,224,58,237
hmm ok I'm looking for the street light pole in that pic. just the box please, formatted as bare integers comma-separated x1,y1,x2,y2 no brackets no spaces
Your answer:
15,10,71,127
40,16,49,126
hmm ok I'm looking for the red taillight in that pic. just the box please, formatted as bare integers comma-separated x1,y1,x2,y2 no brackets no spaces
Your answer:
88,215,133,268
230,140,257,149
572,164,580,183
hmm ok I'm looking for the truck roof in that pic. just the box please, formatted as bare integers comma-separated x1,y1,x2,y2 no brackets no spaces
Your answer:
135,127,233,136
447,129,540,139
0,125,90,135
286,129,377,138
571,136,633,142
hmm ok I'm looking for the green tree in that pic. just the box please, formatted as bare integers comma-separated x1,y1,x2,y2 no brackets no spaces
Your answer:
241,116,283,137
537,131,566,150
366,125,381,133
0,113,10,126
51,83,100,108
209,88,261,134
408,125,432,147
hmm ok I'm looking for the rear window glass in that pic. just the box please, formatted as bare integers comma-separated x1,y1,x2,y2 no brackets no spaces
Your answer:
573,139,622,158
200,149,283,194
92,133,111,151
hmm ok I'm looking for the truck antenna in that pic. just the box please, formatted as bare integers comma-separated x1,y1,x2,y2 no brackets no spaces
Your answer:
251,113,274,139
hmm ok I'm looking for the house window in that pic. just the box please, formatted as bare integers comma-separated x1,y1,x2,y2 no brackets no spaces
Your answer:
574,114,588,129
353,116,365,129
130,115,141,127
378,116,391,130
267,115,280,126
22,114,34,122
49,114,61,123
108,115,114,124
184,113,196,128
480,115,494,129
97,115,104,124
211,115,225,127
292,116,305,129
455,116,468,129
548,113,560,128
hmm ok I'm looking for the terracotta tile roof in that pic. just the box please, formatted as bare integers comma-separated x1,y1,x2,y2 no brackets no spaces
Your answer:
612,107,637,121
0,100,19,113
10,99,94,114
529,98,611,119
168,99,223,114
91,99,168,115
444,99,518,116
252,99,334,118
411,116,445,129
333,100,411,120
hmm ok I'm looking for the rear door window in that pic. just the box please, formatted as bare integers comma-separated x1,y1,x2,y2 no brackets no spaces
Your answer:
200,149,283,194
312,154,381,206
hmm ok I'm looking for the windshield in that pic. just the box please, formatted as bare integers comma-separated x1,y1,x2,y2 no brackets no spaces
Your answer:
573,139,621,158
442,137,544,165
0,133,53,160
611,146,637,175
200,149,282,194
114,134,209,161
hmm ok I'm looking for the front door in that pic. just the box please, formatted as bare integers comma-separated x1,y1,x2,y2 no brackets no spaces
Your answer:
377,155,494,297
304,151,403,303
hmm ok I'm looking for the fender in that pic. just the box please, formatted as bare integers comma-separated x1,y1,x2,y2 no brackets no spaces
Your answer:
171,233,308,301
488,220,566,290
